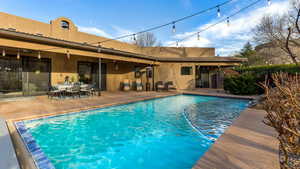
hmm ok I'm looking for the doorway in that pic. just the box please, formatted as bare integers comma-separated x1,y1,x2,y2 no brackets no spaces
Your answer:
78,61,107,91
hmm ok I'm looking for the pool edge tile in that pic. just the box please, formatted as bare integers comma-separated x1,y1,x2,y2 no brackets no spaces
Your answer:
15,121,55,169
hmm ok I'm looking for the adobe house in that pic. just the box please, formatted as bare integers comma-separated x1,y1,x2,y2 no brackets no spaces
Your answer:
0,12,245,97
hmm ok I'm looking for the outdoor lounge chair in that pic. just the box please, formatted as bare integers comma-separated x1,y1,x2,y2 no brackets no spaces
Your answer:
123,79,130,91
135,79,143,91
156,81,165,91
165,81,177,91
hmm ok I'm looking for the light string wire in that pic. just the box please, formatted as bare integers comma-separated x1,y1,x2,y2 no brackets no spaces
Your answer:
171,0,264,47
36,0,235,52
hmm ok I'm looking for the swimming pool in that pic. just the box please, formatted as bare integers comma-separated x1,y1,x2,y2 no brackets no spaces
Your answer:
17,95,250,169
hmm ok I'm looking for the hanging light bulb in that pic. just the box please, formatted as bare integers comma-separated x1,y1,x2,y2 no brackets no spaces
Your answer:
133,34,136,41
267,0,271,6
38,51,41,59
197,32,200,40
66,50,70,59
97,42,101,53
217,6,221,17
17,50,20,60
227,17,230,27
176,41,179,48
2,48,5,57
172,22,176,33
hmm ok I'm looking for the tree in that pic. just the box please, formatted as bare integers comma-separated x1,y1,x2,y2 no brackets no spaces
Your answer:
235,42,263,65
134,32,157,47
253,0,300,67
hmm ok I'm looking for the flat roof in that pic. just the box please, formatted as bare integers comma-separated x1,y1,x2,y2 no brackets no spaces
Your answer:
0,28,245,63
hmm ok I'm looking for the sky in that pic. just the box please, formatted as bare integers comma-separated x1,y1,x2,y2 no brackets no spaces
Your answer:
0,0,290,56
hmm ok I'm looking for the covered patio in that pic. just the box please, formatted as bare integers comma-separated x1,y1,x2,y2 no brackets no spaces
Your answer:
0,44,158,98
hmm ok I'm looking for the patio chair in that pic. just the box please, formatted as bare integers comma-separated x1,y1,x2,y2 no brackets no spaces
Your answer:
123,79,130,91
135,79,143,91
165,81,177,91
80,84,92,96
156,81,165,91
47,86,62,99
66,84,81,98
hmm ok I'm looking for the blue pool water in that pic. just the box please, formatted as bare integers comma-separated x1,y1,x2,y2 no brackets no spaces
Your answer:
24,95,249,169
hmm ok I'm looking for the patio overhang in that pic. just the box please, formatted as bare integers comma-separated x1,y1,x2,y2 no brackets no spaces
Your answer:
0,28,160,65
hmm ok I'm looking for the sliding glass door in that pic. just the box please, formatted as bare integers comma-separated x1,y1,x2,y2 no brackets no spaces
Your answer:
0,56,22,97
78,61,106,90
22,57,51,96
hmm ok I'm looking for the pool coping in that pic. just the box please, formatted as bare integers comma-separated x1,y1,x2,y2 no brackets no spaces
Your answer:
6,92,256,169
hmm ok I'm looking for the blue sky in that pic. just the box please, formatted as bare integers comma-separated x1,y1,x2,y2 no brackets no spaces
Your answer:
0,0,289,56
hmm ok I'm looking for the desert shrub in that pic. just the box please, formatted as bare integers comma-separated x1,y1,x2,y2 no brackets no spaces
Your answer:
261,73,300,169
224,73,264,95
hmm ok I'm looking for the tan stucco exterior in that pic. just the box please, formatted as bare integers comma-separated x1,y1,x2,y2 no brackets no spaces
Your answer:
0,12,244,93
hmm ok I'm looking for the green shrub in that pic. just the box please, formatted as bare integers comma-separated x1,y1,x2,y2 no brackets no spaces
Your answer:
235,64,300,75
224,73,264,95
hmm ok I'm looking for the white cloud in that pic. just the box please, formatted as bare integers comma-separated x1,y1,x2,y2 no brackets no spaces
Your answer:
164,0,290,56
78,26,112,38
111,25,135,42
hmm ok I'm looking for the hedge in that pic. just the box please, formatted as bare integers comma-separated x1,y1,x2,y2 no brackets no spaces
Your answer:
224,73,264,95
224,64,300,95
234,64,300,75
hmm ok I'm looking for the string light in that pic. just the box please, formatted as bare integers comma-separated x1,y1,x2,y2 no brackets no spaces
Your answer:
2,48,5,57
17,50,20,59
38,51,41,59
197,32,200,40
133,34,136,41
172,22,176,33
217,6,221,17
267,0,271,6
176,41,179,48
169,0,262,47
227,17,230,27
66,50,70,59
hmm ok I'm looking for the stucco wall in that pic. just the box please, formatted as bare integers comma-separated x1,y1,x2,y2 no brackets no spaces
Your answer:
155,63,196,90
0,12,215,58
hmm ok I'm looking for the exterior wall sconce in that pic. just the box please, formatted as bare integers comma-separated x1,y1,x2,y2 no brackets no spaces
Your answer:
17,50,20,59
114,61,119,71
2,48,5,57
38,51,41,59
67,50,70,59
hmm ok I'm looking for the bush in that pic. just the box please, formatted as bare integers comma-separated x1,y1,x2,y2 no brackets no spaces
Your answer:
224,73,264,95
235,64,300,76
262,73,300,168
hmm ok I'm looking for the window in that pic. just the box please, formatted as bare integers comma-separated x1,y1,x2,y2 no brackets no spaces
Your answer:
61,20,70,29
181,66,192,75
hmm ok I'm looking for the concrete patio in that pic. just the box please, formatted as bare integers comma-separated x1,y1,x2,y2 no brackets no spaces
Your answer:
0,91,279,169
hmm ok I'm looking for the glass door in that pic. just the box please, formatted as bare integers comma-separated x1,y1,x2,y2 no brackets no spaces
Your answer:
22,57,51,96
78,62,107,91
0,55,22,98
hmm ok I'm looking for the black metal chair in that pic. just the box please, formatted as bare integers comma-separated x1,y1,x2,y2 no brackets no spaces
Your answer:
47,86,63,99
66,85,81,98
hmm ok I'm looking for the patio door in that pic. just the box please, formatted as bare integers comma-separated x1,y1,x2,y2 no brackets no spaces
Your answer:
0,55,23,97
78,62,106,90
195,66,210,88
22,56,51,96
